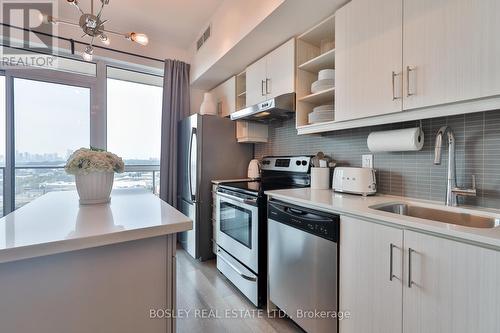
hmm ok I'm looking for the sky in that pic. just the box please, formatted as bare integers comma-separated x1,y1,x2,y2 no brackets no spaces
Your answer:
8,77,162,162
107,78,162,161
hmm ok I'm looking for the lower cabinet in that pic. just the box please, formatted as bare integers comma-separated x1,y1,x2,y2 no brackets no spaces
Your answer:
340,216,500,333
339,216,403,333
403,230,500,333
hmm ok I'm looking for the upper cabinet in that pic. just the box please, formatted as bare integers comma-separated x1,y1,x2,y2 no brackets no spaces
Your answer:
335,0,403,122
246,56,268,107
245,38,295,107
210,76,236,118
265,39,296,99
402,0,500,110
300,0,500,134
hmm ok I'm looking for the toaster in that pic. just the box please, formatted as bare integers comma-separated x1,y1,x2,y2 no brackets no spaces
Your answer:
332,167,377,196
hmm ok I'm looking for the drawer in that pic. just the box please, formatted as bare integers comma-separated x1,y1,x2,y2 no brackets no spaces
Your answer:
216,246,258,306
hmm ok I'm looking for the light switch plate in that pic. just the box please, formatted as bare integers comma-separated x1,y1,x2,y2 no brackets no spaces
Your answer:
362,154,373,168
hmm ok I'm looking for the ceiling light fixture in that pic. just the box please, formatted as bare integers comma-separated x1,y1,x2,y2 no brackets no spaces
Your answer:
82,45,94,61
42,0,149,61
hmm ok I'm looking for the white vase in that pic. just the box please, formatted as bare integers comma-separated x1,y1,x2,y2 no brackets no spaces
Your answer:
199,92,217,115
75,172,114,205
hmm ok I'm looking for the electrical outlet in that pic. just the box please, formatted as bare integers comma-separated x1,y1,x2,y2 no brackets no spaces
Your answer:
362,154,373,168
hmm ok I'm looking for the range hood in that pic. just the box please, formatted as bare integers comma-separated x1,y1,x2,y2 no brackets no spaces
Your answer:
230,93,295,123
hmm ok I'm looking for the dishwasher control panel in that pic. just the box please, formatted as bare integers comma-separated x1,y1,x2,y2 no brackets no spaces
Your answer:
268,200,339,242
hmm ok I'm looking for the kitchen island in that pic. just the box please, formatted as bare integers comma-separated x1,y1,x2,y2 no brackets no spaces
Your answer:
0,189,191,333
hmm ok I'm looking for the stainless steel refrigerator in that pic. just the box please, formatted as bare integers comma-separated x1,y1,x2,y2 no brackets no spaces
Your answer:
177,114,253,260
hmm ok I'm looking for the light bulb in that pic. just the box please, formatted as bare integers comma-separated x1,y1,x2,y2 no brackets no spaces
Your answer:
40,14,55,24
99,34,110,46
128,32,149,46
82,45,93,61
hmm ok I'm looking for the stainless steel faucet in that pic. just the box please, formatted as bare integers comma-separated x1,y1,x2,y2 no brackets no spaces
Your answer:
433,126,476,206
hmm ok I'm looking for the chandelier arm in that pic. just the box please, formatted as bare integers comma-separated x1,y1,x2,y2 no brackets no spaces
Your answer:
96,1,106,20
102,28,126,37
70,2,85,16
51,17,81,28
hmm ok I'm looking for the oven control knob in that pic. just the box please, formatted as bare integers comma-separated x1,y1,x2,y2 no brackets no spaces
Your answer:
301,160,308,166
296,160,301,166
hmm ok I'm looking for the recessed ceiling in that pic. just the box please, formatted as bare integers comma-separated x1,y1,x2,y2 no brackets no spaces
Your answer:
56,0,223,49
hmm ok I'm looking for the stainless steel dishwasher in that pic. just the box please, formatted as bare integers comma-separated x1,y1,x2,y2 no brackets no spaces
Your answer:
268,199,340,333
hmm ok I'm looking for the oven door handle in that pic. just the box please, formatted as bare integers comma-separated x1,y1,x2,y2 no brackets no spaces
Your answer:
216,249,257,282
217,192,258,206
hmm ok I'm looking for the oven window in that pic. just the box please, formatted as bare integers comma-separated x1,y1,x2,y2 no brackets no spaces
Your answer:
220,202,252,248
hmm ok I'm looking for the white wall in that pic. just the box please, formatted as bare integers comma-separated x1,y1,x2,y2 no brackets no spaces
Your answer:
188,0,285,85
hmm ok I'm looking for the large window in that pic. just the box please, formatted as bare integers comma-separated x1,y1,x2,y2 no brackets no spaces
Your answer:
14,78,91,209
107,68,163,194
0,60,163,216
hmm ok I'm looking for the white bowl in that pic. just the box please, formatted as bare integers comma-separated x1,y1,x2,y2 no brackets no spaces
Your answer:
313,104,334,112
318,69,335,81
311,79,334,94
309,112,334,124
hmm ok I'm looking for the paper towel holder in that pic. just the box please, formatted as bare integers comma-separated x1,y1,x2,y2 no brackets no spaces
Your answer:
417,120,423,144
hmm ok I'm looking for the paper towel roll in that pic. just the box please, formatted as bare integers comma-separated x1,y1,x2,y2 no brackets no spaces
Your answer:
367,127,424,152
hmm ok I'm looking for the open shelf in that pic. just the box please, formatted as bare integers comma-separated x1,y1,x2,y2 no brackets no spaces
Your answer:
298,49,335,73
296,14,336,131
236,71,246,111
298,15,335,47
298,87,335,105
297,120,337,135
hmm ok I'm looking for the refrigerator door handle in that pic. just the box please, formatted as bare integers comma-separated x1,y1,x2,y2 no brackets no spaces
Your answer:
188,127,197,202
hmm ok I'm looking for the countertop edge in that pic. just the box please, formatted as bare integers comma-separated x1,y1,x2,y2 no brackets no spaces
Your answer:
0,220,192,265
266,191,500,251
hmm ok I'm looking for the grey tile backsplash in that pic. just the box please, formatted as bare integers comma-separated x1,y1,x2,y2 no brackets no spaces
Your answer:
254,110,500,209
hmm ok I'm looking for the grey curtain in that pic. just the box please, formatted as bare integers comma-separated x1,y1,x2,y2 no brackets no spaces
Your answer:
159,59,190,206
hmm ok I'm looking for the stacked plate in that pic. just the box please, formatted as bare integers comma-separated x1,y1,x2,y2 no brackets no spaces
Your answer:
311,69,335,94
308,104,334,124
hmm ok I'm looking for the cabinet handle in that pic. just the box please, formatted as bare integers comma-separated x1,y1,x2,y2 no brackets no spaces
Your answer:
406,66,415,97
408,248,415,288
266,78,271,94
389,243,396,281
261,80,266,96
391,71,401,101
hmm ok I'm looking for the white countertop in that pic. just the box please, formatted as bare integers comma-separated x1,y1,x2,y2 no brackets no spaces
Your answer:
266,188,500,249
0,189,192,264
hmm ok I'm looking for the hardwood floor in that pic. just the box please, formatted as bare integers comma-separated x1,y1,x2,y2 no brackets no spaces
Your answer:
176,248,303,333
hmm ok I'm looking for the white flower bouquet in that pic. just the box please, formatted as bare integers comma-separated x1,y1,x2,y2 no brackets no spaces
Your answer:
66,147,125,204
65,147,125,175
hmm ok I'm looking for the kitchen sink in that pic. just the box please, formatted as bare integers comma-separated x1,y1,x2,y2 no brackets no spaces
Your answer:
370,203,500,229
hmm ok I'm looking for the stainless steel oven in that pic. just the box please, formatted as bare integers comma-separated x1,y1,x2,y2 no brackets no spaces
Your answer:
214,156,312,308
215,187,259,273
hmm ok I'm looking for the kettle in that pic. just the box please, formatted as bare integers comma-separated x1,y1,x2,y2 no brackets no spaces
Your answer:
247,159,261,179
